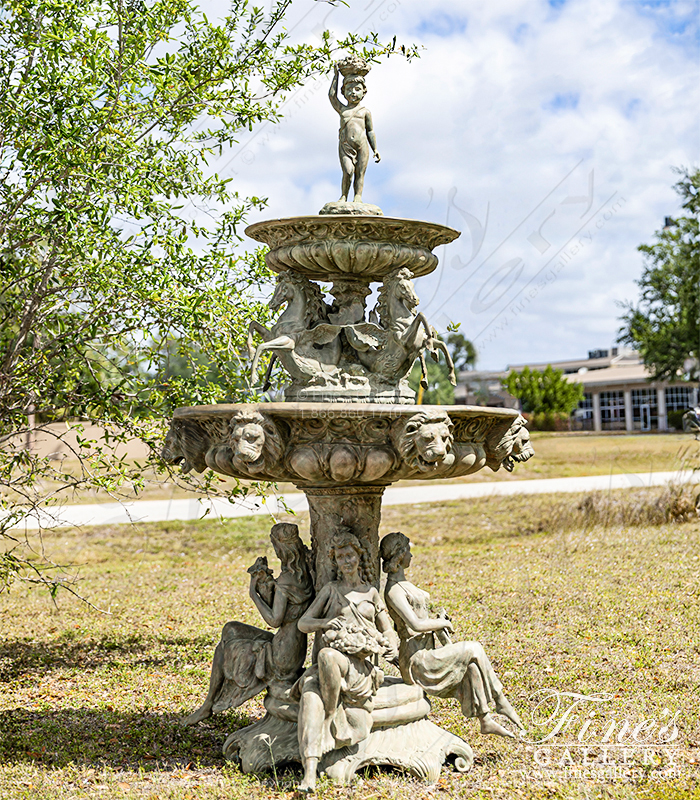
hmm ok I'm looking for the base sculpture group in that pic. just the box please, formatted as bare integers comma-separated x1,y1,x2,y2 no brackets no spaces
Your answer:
183,524,523,792
166,54,534,792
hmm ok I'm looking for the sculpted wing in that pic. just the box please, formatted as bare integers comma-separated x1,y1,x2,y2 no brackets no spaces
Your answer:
344,322,388,353
306,323,342,345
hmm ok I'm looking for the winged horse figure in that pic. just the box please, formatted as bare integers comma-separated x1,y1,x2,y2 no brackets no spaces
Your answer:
344,267,456,389
247,271,342,389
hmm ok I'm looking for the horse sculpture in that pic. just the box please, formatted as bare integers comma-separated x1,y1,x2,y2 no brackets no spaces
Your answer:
344,267,456,389
247,271,342,389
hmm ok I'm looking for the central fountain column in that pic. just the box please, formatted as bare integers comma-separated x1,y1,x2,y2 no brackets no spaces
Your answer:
304,485,384,588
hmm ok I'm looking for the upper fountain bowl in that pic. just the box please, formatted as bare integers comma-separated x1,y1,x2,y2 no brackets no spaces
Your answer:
245,214,460,282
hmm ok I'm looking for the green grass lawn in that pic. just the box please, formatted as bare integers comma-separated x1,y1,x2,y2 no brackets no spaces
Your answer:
1,492,699,799
453,431,692,483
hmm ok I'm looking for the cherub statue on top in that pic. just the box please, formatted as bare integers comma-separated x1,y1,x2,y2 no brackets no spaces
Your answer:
321,56,382,216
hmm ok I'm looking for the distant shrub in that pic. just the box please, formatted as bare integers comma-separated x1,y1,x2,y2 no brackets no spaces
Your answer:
667,410,686,431
546,485,699,530
524,411,571,431
502,365,583,415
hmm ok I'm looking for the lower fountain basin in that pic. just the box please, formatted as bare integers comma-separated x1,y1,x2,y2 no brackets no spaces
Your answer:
162,403,533,487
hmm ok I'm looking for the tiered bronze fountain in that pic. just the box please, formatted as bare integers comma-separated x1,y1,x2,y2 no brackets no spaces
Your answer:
164,56,533,792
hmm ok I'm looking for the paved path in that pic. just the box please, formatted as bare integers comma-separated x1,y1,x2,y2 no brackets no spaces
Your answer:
12,470,699,530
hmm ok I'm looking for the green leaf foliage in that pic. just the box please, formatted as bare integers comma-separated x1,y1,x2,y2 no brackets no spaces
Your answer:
445,331,476,372
407,332,476,404
618,167,700,382
408,360,455,405
0,0,408,593
502,365,584,415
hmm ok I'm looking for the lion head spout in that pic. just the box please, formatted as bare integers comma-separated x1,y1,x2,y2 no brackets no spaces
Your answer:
161,420,209,474
228,410,284,476
485,414,534,472
392,410,455,473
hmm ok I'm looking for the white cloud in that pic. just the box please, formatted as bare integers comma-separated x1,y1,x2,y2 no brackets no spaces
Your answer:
200,0,699,369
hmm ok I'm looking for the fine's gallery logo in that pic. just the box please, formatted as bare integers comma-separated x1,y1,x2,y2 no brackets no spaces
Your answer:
523,690,681,778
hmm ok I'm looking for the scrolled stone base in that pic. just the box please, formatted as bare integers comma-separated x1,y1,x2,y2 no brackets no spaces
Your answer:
223,713,299,774
284,378,416,405
224,714,473,785
323,719,474,784
223,677,472,787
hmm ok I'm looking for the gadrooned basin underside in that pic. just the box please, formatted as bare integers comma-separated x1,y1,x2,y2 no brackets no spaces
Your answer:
163,403,531,487
244,215,461,281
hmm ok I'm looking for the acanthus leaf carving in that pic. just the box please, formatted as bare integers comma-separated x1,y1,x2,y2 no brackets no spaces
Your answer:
245,216,460,275
451,416,496,443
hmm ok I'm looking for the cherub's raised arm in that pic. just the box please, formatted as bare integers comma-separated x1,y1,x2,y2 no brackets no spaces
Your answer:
329,65,343,114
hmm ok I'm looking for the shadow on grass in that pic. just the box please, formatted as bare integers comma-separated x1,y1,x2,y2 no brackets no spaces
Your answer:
0,634,214,680
0,707,255,771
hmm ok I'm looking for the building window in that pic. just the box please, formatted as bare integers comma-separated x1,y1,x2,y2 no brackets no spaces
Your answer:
665,386,692,411
572,393,594,430
665,386,693,430
599,391,625,430
631,388,658,431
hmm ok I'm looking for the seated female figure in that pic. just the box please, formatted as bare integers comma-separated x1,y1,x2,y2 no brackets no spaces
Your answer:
380,531,523,739
295,527,397,793
183,523,314,726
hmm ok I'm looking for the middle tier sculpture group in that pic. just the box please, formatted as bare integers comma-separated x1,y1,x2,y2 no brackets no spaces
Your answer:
244,259,458,405
183,524,523,792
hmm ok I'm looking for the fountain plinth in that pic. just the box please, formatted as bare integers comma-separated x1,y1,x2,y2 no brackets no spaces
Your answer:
167,55,533,792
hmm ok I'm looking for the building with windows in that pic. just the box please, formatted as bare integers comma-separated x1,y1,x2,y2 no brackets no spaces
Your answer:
453,368,518,409
506,348,697,432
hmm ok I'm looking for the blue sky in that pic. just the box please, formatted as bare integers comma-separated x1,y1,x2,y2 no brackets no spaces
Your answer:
200,0,700,370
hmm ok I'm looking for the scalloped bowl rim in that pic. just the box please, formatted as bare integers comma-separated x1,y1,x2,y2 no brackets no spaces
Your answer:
245,214,462,248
